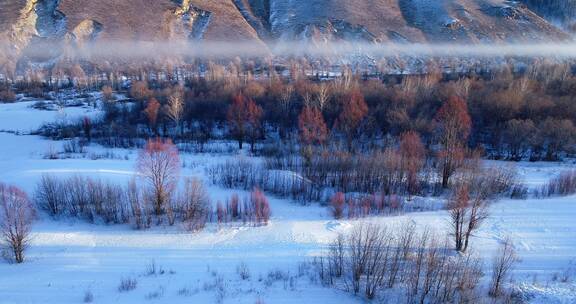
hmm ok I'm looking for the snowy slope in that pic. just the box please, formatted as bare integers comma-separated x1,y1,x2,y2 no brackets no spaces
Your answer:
0,99,575,303
263,0,568,43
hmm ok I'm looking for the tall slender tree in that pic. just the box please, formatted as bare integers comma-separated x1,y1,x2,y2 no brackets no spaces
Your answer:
399,131,426,196
435,96,471,188
145,98,161,135
448,183,490,252
165,92,184,136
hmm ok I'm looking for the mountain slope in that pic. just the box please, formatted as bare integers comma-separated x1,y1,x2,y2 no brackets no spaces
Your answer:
520,0,576,32
58,0,262,42
258,0,569,43
0,0,572,71
0,0,570,45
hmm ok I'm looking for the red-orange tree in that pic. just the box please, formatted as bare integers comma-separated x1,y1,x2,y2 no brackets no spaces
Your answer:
435,96,471,188
298,106,328,146
337,89,368,152
144,98,161,135
399,131,426,196
227,93,263,152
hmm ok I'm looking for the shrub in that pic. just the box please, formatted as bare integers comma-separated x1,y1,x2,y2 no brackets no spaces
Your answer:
145,286,165,300
173,178,210,231
250,188,270,225
83,290,94,303
539,170,576,197
0,89,16,103
35,174,66,216
215,190,271,226
489,238,518,297
316,222,484,302
330,193,404,220
118,277,137,292
35,175,211,231
237,262,251,280
330,192,345,219
208,159,320,202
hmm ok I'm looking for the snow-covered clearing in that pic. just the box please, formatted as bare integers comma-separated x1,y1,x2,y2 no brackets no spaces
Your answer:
0,100,574,303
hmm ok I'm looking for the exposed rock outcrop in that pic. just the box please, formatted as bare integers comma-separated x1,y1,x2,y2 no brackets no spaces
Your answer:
9,0,67,71
8,0,66,52
69,19,102,45
294,20,378,44
170,1,212,40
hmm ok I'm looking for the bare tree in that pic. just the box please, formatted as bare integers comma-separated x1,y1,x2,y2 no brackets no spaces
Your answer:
0,184,35,263
318,222,485,302
301,90,313,108
489,237,518,297
35,174,65,217
435,96,471,188
347,223,384,295
165,92,184,135
279,85,294,114
178,178,210,231
137,138,180,216
126,179,151,230
363,226,392,299
316,83,330,110
448,182,490,252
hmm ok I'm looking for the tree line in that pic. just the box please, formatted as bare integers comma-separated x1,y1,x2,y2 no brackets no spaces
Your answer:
31,62,576,164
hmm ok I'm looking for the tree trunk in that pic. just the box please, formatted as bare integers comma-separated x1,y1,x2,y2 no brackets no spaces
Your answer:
442,160,450,189
155,190,163,216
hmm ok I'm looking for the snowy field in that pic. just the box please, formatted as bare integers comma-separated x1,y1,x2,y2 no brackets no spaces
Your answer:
0,100,575,303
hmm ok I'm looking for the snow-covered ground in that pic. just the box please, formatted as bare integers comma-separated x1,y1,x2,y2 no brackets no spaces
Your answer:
0,100,575,303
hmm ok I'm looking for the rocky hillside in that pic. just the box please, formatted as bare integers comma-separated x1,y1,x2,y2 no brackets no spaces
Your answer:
520,0,576,32
0,0,573,70
236,0,572,43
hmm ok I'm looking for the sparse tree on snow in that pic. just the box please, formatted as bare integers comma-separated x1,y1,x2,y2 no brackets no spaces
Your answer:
489,237,518,297
448,183,490,252
0,184,34,263
136,138,180,216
